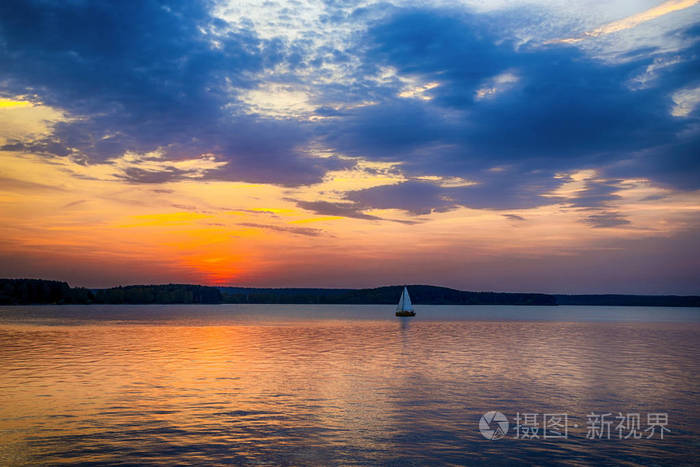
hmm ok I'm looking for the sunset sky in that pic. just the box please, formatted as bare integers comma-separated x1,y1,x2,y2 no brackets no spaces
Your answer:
1,0,699,293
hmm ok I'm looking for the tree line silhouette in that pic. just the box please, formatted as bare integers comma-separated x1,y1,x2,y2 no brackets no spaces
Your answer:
2,279,698,306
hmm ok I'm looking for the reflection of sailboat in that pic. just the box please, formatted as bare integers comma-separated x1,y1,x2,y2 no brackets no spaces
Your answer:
395,286,416,317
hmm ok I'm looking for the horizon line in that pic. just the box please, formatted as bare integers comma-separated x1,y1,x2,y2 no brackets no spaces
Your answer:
3,278,699,297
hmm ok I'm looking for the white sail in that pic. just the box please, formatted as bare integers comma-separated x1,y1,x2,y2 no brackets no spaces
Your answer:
396,287,414,312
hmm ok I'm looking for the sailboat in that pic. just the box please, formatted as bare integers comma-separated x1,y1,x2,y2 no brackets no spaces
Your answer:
395,286,415,317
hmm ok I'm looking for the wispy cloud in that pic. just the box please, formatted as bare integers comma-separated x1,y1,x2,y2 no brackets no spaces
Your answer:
238,222,323,237
583,212,631,228
551,0,700,44
671,86,700,117
294,200,382,221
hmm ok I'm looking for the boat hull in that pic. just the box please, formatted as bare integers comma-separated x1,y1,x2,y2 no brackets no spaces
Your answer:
395,311,416,317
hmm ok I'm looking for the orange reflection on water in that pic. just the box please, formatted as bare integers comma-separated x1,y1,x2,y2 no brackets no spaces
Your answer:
0,312,699,464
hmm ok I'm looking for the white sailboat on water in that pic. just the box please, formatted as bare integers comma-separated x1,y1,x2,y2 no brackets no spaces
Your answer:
395,286,415,317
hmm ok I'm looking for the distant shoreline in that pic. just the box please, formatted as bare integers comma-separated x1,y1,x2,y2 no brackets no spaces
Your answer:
1,279,699,307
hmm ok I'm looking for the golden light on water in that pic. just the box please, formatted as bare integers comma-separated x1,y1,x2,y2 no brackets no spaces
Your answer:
1,314,698,464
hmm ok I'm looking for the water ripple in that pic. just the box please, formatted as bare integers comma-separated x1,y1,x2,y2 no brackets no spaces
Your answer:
0,305,698,465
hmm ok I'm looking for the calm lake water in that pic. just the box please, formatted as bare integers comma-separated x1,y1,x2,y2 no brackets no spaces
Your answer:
1,305,699,465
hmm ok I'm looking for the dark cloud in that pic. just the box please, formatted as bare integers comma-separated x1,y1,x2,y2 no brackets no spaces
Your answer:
293,199,420,224
567,179,625,208
294,200,382,221
347,181,458,215
118,167,187,184
62,200,87,209
332,169,565,216
640,194,668,202
170,203,199,211
503,214,525,221
0,176,66,192
314,8,700,212
1,139,74,157
0,0,336,186
608,126,700,191
313,106,346,117
238,222,323,237
322,100,457,160
583,212,631,228
295,173,562,220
